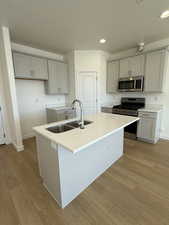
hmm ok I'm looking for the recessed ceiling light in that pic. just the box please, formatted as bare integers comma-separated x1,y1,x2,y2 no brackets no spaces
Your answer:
136,0,144,5
160,10,169,19
99,39,106,44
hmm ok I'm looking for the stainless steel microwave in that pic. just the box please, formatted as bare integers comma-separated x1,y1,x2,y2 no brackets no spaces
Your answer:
118,76,144,92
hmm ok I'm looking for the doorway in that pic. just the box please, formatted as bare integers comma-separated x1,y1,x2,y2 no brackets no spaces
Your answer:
0,107,5,145
77,71,98,115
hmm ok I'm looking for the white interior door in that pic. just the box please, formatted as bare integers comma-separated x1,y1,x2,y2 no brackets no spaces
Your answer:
77,72,98,115
0,107,5,145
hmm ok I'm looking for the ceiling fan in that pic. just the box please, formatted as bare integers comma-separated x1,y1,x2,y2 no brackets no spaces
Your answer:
136,42,145,54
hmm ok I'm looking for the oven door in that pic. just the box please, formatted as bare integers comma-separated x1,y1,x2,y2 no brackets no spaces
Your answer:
118,79,135,92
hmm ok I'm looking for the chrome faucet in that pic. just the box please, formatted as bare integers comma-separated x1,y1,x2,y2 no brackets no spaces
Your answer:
71,99,85,129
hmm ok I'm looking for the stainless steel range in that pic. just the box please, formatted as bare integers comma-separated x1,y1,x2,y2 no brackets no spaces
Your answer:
112,98,145,138
112,98,145,117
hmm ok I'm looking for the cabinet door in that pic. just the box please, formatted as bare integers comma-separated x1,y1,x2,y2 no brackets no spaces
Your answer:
13,52,32,78
46,60,68,94
130,55,145,77
144,50,165,93
119,58,130,78
31,56,48,80
107,61,119,93
137,117,156,140
13,52,48,80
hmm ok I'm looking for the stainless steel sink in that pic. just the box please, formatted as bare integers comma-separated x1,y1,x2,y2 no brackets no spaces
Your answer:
46,120,93,133
47,124,75,133
66,120,93,128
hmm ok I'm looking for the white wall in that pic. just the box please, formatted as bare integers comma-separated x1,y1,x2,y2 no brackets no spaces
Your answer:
73,50,113,111
0,27,23,151
16,79,65,139
109,38,169,140
12,43,66,139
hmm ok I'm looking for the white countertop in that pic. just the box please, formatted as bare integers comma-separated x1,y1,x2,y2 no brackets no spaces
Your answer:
138,104,163,113
33,113,139,153
101,105,114,108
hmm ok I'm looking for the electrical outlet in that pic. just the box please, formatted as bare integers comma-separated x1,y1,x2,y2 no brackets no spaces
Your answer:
154,96,158,101
35,98,39,103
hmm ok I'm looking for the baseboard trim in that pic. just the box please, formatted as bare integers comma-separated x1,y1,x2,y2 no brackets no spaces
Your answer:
13,142,24,152
23,133,35,140
160,135,169,141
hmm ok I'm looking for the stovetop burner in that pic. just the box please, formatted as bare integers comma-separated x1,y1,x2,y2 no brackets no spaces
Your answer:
113,105,142,110
112,97,145,117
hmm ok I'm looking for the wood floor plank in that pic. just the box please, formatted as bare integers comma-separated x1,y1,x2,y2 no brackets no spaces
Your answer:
0,137,169,225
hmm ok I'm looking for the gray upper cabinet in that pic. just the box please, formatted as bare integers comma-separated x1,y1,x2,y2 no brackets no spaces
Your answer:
130,55,145,76
45,60,68,95
119,58,129,78
31,56,48,80
13,52,48,80
144,50,166,93
107,61,119,93
119,55,145,78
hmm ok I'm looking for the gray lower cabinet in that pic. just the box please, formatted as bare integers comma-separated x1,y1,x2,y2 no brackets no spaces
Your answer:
46,107,76,123
137,111,161,144
144,50,166,93
101,106,113,113
13,52,48,80
45,60,68,94
107,61,119,93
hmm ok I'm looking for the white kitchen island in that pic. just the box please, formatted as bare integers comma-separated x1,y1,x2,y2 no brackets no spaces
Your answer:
33,113,139,208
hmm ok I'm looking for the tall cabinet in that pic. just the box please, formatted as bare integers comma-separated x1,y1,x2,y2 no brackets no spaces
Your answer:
107,61,119,93
45,60,68,94
144,50,166,93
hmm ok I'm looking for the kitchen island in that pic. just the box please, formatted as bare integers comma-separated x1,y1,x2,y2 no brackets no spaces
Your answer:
33,113,139,208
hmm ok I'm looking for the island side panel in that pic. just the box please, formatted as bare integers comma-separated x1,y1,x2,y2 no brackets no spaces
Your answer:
58,128,124,208
35,134,62,206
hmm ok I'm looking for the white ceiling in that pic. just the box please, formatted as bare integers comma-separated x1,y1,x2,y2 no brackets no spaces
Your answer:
0,0,169,53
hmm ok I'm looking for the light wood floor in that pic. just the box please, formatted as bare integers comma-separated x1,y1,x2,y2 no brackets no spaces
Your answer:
1,138,169,225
